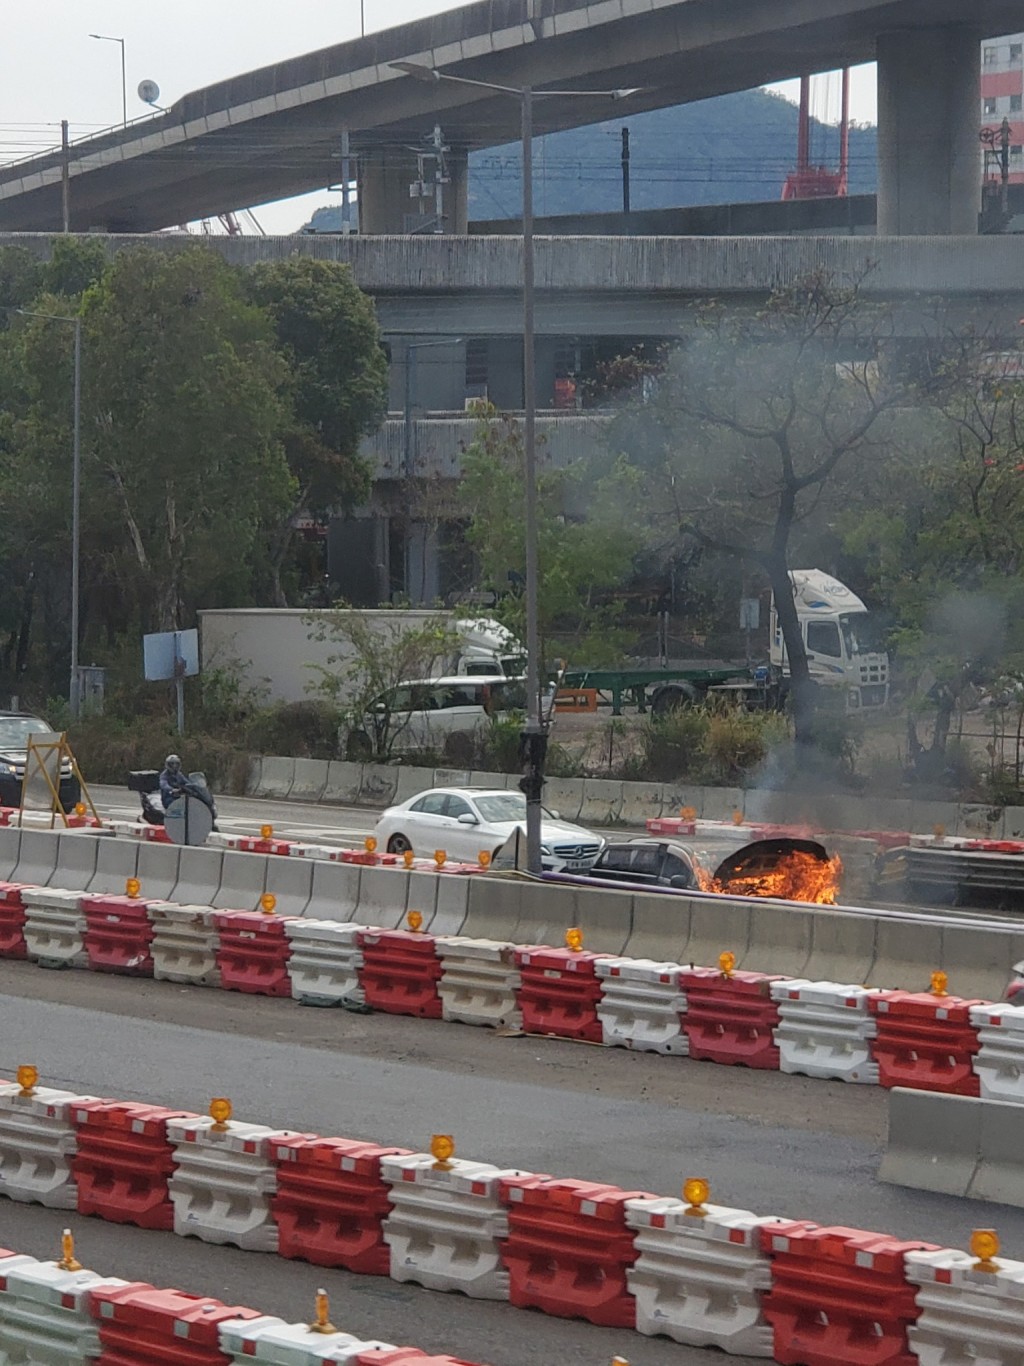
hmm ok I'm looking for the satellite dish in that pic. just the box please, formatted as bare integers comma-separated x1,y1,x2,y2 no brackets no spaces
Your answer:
138,79,161,106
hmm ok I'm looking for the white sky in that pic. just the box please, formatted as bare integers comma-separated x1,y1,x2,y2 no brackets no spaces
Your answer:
0,1,879,233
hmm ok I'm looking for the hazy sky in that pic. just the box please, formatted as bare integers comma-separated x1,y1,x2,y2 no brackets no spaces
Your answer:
1,1,879,232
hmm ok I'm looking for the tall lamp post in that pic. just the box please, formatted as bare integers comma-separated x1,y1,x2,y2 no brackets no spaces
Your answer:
390,61,637,873
89,33,127,127
18,310,83,718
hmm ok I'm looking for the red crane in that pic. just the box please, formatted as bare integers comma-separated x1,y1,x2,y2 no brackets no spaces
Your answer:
781,69,850,200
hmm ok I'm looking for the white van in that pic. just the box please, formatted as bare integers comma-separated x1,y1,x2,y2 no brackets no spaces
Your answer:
346,675,526,761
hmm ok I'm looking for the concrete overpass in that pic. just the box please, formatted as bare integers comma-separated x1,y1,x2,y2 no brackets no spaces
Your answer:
0,0,1021,237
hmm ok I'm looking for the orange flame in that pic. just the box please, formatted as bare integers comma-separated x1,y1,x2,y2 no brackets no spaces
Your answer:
695,850,842,905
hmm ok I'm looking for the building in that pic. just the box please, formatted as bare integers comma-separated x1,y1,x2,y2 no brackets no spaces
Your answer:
982,34,1024,181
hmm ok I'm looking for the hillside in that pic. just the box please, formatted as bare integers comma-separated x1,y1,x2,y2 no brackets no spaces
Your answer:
306,87,877,230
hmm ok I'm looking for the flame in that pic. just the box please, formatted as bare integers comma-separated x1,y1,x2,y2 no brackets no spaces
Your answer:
695,850,843,905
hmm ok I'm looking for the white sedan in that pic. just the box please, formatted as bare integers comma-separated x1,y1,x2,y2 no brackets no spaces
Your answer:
373,787,605,872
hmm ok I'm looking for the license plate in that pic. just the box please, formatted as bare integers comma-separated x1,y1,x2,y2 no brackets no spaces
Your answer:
565,859,591,870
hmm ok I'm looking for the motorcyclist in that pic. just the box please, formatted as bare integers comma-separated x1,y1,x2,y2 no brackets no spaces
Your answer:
158,754,188,810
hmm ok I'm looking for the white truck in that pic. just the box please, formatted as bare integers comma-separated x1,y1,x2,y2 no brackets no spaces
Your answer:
197,608,525,705
770,570,889,711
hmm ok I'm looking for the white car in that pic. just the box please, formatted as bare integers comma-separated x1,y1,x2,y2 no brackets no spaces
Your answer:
373,787,606,872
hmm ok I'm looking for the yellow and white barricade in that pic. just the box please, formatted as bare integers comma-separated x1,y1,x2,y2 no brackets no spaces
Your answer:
381,1153,521,1299
625,1197,778,1356
595,958,688,1054
969,1003,1024,1103
166,1116,299,1251
20,888,87,968
906,1246,1024,1366
147,901,221,985
282,919,366,1007
435,936,522,1028
0,1256,129,1366
0,1082,95,1208
219,1316,396,1363
770,979,880,1082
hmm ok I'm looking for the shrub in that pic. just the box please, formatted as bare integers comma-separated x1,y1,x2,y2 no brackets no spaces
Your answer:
243,701,341,760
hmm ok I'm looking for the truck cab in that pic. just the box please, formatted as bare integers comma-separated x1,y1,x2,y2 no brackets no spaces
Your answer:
450,617,527,678
770,570,889,711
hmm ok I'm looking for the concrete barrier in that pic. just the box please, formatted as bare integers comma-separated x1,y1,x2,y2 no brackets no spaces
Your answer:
1004,805,1024,839
356,865,411,928
212,849,269,912
462,876,525,941
506,879,570,948
701,788,745,822
940,922,1024,1003
684,895,751,969
304,860,361,921
0,828,20,881
618,782,664,828
801,911,876,985
871,918,944,992
263,858,313,918
956,803,1004,837
289,759,329,802
660,784,704,818
171,846,224,906
247,756,262,796
255,757,295,800
543,778,583,823
622,894,692,964
577,779,624,826
51,833,99,889
11,830,59,887
394,767,436,805
86,839,139,894
433,767,471,789
322,761,363,805
358,765,399,808
470,770,515,790
134,843,182,901
880,1087,980,1196
968,1095,1024,1206
911,800,959,835
743,902,813,978
562,885,633,955
430,875,469,936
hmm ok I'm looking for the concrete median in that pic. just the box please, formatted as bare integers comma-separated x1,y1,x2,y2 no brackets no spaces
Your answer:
431,875,469,936
700,787,745,822
742,901,814,978
880,1087,980,1196
11,830,58,887
511,881,632,954
134,843,182,902
86,838,139,894
622,893,691,963
356,864,412,928
394,767,435,805
304,860,361,921
801,910,876,985
51,832,98,889
684,895,751,970
357,764,398,809
171,846,224,906
968,1095,1024,1206
254,756,295,800
508,878,572,948
322,761,363,805
263,857,313,917
211,849,268,912
939,921,1024,1003
0,827,20,881
577,779,624,826
288,758,328,802
542,778,583,823
461,875,525,941
871,918,943,993
618,782,663,827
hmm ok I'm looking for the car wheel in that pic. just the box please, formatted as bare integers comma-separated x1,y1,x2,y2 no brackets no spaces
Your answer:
387,833,413,854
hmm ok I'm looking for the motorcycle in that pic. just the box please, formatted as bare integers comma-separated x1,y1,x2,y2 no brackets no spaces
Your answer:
127,769,217,827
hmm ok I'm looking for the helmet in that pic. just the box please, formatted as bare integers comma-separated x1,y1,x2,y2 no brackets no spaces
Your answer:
164,754,182,773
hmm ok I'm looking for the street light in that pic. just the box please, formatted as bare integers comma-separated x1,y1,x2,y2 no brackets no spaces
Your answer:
89,33,127,128
390,60,638,873
17,310,83,718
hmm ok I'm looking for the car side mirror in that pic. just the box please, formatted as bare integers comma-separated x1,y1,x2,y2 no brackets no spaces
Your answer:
669,874,690,890
457,813,479,825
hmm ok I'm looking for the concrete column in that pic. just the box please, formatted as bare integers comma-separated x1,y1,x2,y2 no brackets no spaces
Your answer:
405,522,440,604
877,27,981,236
358,146,469,234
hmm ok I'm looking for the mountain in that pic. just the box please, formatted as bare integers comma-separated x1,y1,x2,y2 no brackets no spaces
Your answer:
305,87,877,231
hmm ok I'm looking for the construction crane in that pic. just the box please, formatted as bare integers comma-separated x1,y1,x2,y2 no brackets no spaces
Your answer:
781,69,850,200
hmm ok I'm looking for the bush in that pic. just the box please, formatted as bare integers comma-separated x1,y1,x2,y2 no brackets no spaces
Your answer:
636,707,710,782
243,701,341,761
634,703,791,784
67,717,251,794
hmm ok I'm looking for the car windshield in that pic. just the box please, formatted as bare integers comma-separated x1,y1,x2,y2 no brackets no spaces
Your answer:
839,612,886,658
0,716,48,749
472,793,559,823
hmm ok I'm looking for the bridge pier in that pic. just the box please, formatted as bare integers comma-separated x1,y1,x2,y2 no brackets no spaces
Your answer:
358,146,468,234
876,26,981,236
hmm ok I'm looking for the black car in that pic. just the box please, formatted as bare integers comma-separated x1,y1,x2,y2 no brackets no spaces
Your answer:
0,712,81,813
586,838,698,890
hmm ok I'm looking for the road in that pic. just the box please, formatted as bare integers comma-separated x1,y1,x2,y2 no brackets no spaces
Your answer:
0,958,1019,1366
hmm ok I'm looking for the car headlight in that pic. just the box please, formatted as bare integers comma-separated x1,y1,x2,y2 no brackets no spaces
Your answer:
0,762,14,777
540,844,551,856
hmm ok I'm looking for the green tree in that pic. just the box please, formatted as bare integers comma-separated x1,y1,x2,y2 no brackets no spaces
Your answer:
246,259,388,603
457,411,643,665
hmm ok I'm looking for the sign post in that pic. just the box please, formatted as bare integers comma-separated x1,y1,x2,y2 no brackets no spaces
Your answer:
143,629,199,734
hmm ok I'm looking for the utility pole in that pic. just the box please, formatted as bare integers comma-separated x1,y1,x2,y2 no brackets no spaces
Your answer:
1001,116,1011,220
61,120,70,233
621,126,630,213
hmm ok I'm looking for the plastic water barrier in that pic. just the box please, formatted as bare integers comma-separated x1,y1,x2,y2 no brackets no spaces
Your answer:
0,882,27,957
625,1197,781,1354
869,990,984,1096
284,918,367,1007
771,980,880,1083
0,1082,96,1208
596,957,688,1054
72,1099,196,1229
381,1152,521,1299
515,946,609,1041
0,1256,128,1365
80,893,155,974
20,887,87,968
147,901,221,985
905,1246,1024,1366
166,1115,304,1251
969,1002,1024,1102
435,936,522,1028
219,1317,396,1362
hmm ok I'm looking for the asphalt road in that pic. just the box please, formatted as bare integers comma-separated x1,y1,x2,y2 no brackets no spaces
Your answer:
0,959,1020,1366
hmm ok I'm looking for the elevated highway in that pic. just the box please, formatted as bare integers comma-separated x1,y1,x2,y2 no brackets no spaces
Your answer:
0,0,1020,234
